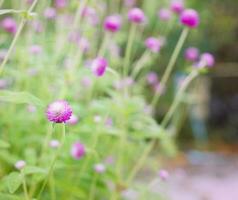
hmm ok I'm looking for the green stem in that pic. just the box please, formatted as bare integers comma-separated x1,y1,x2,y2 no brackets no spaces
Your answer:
151,27,189,107
98,32,109,57
88,174,98,200
21,171,30,200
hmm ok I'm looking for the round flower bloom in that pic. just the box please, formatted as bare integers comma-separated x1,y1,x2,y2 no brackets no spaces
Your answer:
94,115,102,123
158,169,169,181
15,160,26,170
91,57,108,77
200,52,215,67
44,7,56,19
94,163,106,173
145,37,161,53
46,100,72,123
71,141,85,160
49,139,60,148
158,8,172,21
81,76,92,87
184,47,199,62
124,0,136,7
1,17,17,34
78,37,90,53
104,15,121,32
180,9,200,28
29,44,42,55
54,0,67,8
128,8,145,24
66,114,79,125
170,0,184,14
147,72,158,85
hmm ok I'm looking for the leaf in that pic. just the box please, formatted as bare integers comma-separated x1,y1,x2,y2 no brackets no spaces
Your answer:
0,90,44,107
6,172,22,194
23,166,47,175
0,193,23,200
0,140,10,148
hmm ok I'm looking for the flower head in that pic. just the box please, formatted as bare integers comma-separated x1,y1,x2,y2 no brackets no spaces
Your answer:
200,53,215,67
180,9,200,28
66,114,79,125
54,0,67,8
124,0,136,7
145,37,162,53
104,15,121,32
128,8,145,24
147,72,158,85
71,141,85,160
1,17,17,34
170,0,184,14
94,163,106,173
184,47,199,62
29,44,42,55
158,8,172,21
15,160,26,170
91,57,108,77
44,7,56,19
46,100,72,123
158,169,169,181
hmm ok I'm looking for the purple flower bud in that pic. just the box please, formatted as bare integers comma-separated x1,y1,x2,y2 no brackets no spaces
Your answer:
158,169,169,181
46,100,72,123
1,17,17,34
158,8,172,21
91,57,108,77
54,0,67,8
44,7,56,19
128,8,145,24
49,139,60,148
145,37,161,53
29,45,42,55
200,52,215,67
104,15,121,33
184,47,199,62
66,114,79,125
170,0,184,14
71,141,85,160
180,9,200,29
147,72,158,85
94,163,106,173
15,160,26,170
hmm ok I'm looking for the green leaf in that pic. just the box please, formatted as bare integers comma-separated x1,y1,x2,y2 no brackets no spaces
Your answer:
0,140,10,148
0,193,23,200
23,166,47,175
0,90,44,107
6,172,22,194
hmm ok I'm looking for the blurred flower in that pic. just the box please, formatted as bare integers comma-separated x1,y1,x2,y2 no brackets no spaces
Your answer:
124,0,136,7
1,17,17,34
31,21,43,33
170,0,184,14
71,141,85,160
29,44,42,55
184,47,199,62
180,9,200,28
44,7,56,19
200,52,215,67
94,115,102,123
49,139,60,148
78,37,90,52
145,37,162,53
81,76,92,88
158,8,172,21
26,0,33,4
15,160,26,170
158,169,169,181
54,0,67,8
94,163,106,173
146,72,158,85
105,117,113,127
91,57,108,77
46,100,72,123
66,114,79,125
121,189,138,200
104,15,121,33
0,79,8,89
114,77,134,90
128,8,145,24
82,7,99,26
27,67,39,76
104,155,115,164
27,104,37,113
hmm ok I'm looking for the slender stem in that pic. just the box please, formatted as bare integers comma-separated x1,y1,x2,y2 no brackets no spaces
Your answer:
21,171,30,200
89,174,98,200
0,0,39,75
98,32,109,57
161,70,199,127
151,27,189,106
0,0,5,7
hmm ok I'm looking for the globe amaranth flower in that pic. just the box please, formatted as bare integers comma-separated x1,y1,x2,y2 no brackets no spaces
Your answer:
15,160,26,170
71,141,85,160
66,114,79,125
49,139,60,148
145,37,162,53
94,163,106,173
29,44,42,55
54,0,67,8
44,7,56,19
147,72,158,85
1,17,17,34
91,57,108,77
158,8,172,21
170,0,184,14
46,100,72,123
184,47,199,62
128,8,145,23
158,169,169,181
124,0,136,7
180,9,200,28
200,53,215,67
104,15,121,32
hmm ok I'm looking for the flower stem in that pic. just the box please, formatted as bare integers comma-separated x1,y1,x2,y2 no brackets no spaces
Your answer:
151,27,189,107
21,171,30,200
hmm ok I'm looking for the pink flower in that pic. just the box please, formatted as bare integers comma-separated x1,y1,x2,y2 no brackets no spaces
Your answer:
81,76,92,87
49,139,60,148
71,142,85,160
147,72,158,85
180,9,200,28
158,8,172,21
158,169,169,181
170,0,184,14
128,8,145,24
27,104,37,113
29,45,42,55
44,7,56,19
94,163,106,173
145,37,162,53
15,160,26,170
46,100,72,123
200,52,215,67
66,114,79,125
91,57,108,77
54,0,67,8
124,0,136,7
1,17,17,34
104,15,121,33
184,47,199,62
